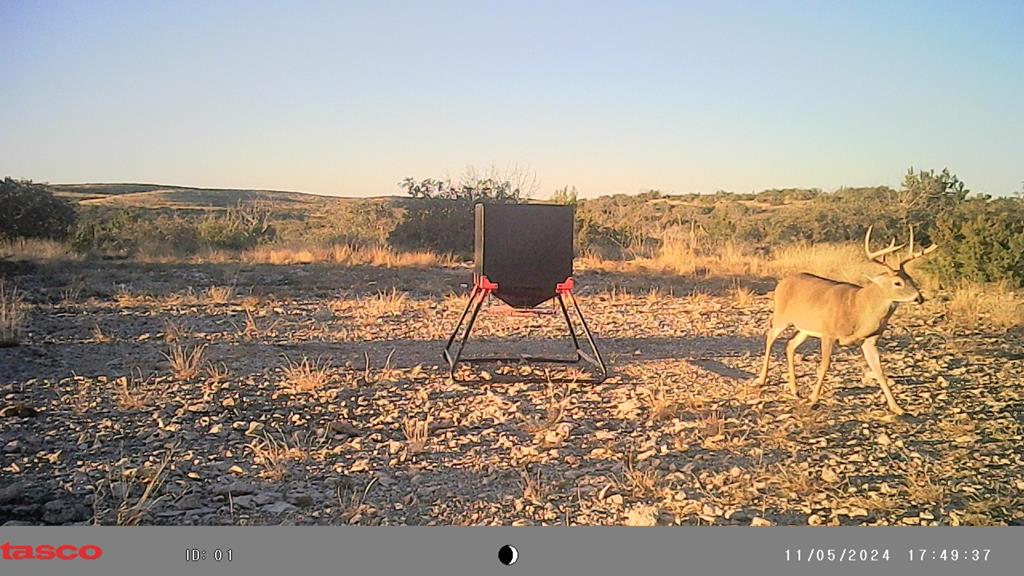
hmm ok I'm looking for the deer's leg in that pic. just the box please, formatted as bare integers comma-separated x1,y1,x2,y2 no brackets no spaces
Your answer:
785,331,809,396
861,336,905,415
809,336,834,405
757,323,786,386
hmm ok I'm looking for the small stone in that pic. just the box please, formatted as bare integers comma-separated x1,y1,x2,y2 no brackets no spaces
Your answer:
821,468,839,483
228,465,245,475
263,501,297,514
329,420,360,437
808,514,823,526
3,440,21,453
287,493,314,508
876,433,891,446
213,482,256,496
186,403,209,413
750,517,772,527
848,507,869,518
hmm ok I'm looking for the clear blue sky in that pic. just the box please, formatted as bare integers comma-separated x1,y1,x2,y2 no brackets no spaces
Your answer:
1,0,1021,197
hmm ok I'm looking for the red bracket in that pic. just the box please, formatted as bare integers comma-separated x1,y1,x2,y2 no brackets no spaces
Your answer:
556,277,575,294
476,275,499,292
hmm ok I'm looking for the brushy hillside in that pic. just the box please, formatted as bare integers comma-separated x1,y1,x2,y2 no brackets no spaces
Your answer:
6,167,1024,287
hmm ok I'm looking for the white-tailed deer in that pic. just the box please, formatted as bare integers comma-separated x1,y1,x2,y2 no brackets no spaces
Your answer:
756,226,937,414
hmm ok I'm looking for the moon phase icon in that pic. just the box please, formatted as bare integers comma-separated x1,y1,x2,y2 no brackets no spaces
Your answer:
498,545,519,565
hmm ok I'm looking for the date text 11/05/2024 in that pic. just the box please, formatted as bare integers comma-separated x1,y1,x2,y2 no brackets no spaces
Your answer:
785,549,992,563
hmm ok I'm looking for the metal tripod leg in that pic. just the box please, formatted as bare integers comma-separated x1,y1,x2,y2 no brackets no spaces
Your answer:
556,293,584,362
442,286,487,379
565,290,608,382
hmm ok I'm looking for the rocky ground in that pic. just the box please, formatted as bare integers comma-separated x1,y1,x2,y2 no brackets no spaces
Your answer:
2,259,1023,526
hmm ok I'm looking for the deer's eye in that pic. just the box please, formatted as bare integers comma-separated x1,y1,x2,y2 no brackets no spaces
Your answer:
894,280,903,287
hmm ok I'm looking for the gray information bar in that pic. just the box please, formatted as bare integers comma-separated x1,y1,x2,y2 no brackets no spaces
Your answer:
0,526,1019,575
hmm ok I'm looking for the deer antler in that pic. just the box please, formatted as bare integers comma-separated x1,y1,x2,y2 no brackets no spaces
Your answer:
897,225,938,268
864,225,905,269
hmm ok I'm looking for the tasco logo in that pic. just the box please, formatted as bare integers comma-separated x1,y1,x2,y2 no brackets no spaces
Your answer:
1,542,104,560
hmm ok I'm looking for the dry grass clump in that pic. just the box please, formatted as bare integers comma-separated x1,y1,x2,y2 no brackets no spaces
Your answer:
947,280,1024,330
729,281,756,308
248,432,311,481
94,446,176,526
0,279,27,346
0,238,79,261
281,355,332,391
163,341,208,381
768,243,869,282
358,288,409,318
402,416,432,454
639,379,678,422
206,285,234,304
621,455,661,499
903,462,948,506
241,243,454,268
113,369,153,411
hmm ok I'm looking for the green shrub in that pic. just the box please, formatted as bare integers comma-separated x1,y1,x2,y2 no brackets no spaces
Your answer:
196,202,276,250
928,198,1024,285
0,178,77,241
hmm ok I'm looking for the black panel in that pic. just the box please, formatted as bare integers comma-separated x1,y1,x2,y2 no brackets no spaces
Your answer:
474,203,574,309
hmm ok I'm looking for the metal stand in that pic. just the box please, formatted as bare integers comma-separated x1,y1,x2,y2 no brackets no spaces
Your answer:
442,276,608,382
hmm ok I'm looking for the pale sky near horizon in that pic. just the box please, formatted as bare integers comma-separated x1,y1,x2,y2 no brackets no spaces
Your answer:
1,1,1022,198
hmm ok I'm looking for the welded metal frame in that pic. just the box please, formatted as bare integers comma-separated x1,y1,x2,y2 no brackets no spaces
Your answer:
442,276,608,382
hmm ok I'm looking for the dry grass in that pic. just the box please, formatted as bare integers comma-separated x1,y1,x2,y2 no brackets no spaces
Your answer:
114,285,149,307
0,279,27,346
163,342,207,381
621,454,661,499
94,445,176,526
583,237,880,285
768,243,871,282
771,464,818,500
845,492,898,516
639,379,678,422
521,382,568,434
519,466,549,505
280,355,332,391
91,323,112,343
248,432,310,481
729,281,756,308
241,243,454,268
112,369,152,411
402,416,431,454
0,238,79,261
237,306,279,340
206,285,234,304
947,280,1024,330
358,288,409,318
904,462,947,506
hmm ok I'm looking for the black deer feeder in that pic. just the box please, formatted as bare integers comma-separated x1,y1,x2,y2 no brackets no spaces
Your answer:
442,203,608,382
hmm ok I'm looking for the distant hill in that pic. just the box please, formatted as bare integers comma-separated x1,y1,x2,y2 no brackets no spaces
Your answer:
49,183,397,212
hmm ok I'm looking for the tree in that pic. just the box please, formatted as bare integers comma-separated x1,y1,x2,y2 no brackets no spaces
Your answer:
388,166,534,256
0,178,77,241
891,167,968,233
550,185,578,205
